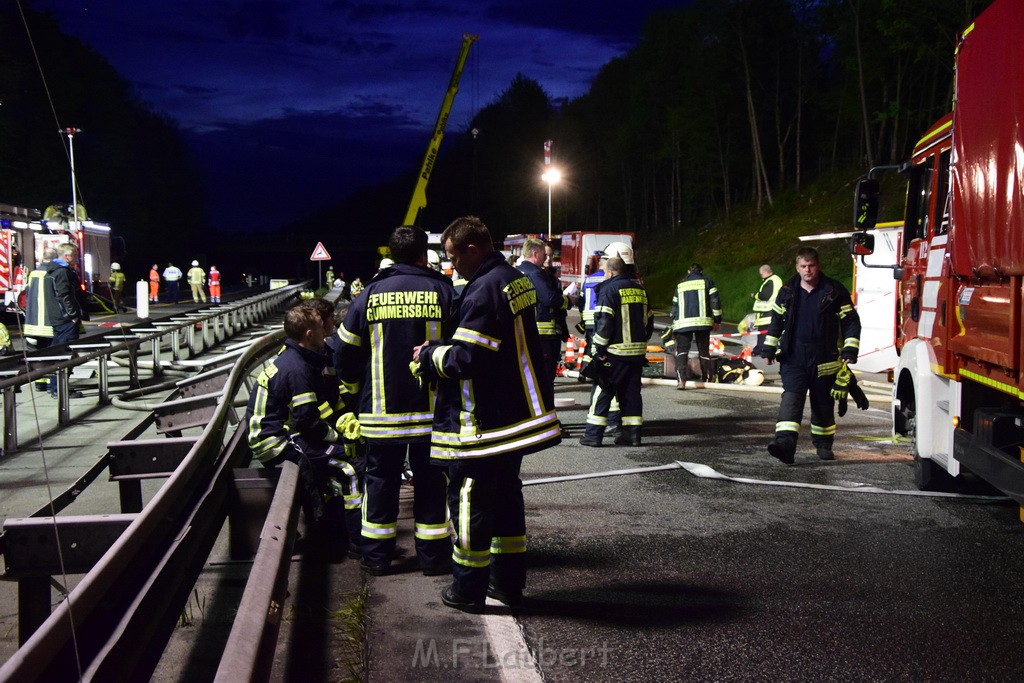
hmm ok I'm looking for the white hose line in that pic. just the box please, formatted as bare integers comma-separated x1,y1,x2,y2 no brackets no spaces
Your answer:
524,460,1006,501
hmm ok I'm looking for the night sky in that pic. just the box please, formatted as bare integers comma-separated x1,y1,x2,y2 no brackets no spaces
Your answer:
32,0,683,234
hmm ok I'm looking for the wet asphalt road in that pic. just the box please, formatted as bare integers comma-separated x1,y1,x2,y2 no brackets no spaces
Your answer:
512,376,1024,681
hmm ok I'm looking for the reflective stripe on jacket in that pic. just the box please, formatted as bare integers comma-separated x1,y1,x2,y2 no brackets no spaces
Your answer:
670,272,722,332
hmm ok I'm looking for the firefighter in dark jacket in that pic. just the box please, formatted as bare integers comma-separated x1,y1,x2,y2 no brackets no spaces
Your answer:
337,226,455,576
245,304,362,555
761,247,861,463
415,216,562,613
669,263,722,388
580,255,653,447
517,237,572,391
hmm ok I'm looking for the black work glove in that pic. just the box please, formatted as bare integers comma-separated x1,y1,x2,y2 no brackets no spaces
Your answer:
849,374,870,410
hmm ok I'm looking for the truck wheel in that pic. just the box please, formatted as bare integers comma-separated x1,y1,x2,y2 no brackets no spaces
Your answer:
899,382,956,492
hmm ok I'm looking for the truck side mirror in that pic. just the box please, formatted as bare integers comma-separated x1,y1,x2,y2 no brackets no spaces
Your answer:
850,232,875,256
854,178,879,229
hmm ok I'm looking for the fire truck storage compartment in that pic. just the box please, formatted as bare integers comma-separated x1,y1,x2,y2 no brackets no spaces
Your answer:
947,280,1020,370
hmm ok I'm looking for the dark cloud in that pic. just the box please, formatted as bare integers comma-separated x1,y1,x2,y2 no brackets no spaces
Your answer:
31,0,673,233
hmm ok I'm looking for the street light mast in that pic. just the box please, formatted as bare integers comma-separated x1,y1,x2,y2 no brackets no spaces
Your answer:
62,127,82,231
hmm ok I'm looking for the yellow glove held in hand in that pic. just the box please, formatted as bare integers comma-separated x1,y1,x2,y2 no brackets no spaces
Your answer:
335,412,361,440
830,364,851,401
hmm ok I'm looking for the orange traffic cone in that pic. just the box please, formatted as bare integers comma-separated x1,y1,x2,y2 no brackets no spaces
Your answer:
564,337,578,369
740,345,752,361
710,337,725,356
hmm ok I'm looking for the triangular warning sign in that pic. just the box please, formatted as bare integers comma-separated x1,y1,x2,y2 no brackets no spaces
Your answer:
310,242,332,261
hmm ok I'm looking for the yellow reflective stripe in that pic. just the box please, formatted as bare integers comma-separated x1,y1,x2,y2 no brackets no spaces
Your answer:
291,392,316,408
429,344,454,379
776,421,800,433
458,477,473,552
845,338,860,349
622,416,643,426
338,325,360,346
453,546,490,568
362,520,398,539
452,327,500,350
811,424,837,436
960,369,1020,399
415,521,453,540
490,535,526,554
371,324,385,414
817,361,842,377
764,336,779,347
318,401,333,419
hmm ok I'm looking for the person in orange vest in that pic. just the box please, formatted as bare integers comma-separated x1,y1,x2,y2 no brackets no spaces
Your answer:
209,265,221,302
149,263,160,303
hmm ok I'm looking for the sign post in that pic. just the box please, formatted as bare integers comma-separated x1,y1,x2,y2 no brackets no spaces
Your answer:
309,242,332,289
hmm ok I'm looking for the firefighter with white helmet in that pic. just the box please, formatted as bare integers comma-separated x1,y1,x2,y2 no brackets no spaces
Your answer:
187,260,207,303
109,262,126,311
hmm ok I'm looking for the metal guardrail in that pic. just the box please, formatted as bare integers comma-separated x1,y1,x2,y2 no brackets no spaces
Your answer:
0,283,307,455
0,322,290,681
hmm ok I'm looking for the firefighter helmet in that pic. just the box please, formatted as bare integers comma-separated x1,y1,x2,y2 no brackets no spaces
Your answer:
602,241,634,265
192,260,199,266
111,262,120,270
744,369,765,386
379,258,394,270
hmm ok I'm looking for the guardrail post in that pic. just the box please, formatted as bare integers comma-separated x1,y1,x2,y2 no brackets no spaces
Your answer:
57,368,70,425
150,338,162,378
98,352,110,405
3,384,17,456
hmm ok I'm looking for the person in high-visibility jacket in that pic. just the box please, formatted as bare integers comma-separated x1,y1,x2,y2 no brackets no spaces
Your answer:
187,260,207,303
415,216,561,612
23,248,57,346
208,265,221,302
337,226,455,576
751,264,783,355
670,263,722,387
108,263,126,311
148,264,160,303
580,254,653,447
245,304,362,556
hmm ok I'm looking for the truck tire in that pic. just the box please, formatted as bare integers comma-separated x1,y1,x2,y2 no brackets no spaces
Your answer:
900,385,957,492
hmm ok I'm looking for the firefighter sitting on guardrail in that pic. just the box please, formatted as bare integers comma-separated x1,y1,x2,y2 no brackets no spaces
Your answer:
244,303,363,560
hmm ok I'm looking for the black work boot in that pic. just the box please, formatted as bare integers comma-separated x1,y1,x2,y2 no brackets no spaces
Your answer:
767,437,796,464
579,426,604,447
614,426,642,447
815,443,835,461
700,357,717,383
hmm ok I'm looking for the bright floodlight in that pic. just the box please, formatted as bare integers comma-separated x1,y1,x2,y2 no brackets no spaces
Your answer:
542,168,561,185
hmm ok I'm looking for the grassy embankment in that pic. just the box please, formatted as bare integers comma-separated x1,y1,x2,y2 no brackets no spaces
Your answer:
641,170,867,323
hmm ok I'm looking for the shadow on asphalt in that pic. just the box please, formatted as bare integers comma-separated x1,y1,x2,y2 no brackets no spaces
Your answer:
511,582,746,625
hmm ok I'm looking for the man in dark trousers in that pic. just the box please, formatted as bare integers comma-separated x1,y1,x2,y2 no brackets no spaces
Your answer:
44,243,89,397
761,247,861,463
517,236,573,391
669,263,722,388
415,216,562,613
579,255,653,447
337,226,455,576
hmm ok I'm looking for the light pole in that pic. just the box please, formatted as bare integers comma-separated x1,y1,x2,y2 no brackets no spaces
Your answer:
541,167,561,240
62,127,82,231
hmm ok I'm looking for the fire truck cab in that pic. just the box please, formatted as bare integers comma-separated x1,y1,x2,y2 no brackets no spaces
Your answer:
851,0,1024,501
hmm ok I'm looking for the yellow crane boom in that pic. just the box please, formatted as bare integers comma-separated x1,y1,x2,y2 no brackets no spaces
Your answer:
403,33,478,227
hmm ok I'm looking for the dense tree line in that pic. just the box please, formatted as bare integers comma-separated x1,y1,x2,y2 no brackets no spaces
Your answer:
0,4,204,275
418,0,993,242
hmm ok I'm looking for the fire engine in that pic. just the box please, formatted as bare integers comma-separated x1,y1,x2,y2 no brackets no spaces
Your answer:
0,202,114,309
557,231,635,289
851,0,1024,502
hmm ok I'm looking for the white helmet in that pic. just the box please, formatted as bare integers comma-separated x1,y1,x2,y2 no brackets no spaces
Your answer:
427,250,440,265
603,241,634,265
379,258,394,270
111,262,120,270
744,369,765,386
191,260,199,266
